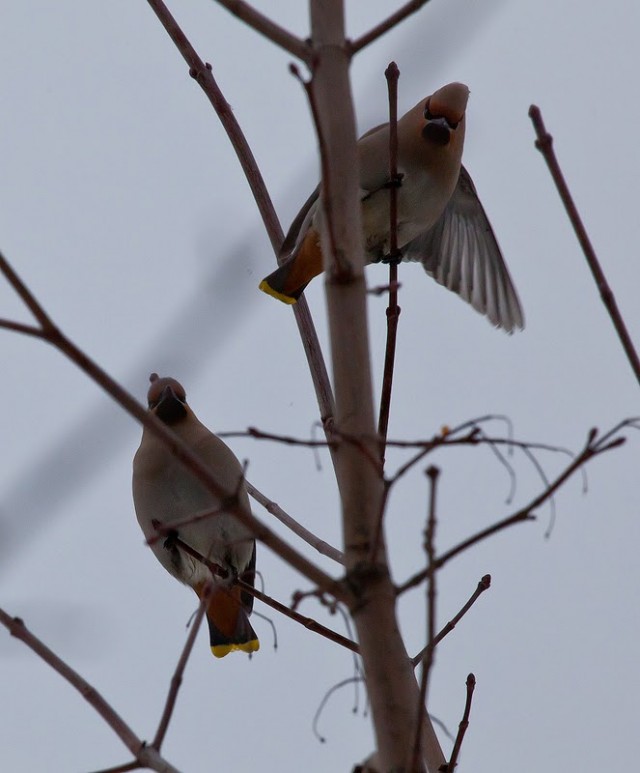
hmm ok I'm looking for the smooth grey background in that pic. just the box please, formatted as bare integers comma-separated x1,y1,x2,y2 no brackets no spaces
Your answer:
1,2,638,771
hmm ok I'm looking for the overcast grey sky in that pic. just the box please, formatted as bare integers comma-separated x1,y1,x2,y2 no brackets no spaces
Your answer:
1,1,639,771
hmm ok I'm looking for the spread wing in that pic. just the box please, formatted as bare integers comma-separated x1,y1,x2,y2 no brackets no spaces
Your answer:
403,166,524,332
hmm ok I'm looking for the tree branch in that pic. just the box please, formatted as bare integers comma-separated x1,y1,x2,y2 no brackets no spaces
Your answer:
350,0,433,54
211,0,311,60
439,674,476,772
90,761,140,773
153,583,213,749
246,480,344,563
411,575,491,668
409,466,439,772
308,2,444,769
0,609,180,773
377,61,403,458
145,0,337,451
0,319,46,337
529,104,640,387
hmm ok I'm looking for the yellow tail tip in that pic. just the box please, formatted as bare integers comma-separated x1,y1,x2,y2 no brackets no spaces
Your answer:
211,638,260,659
258,278,297,305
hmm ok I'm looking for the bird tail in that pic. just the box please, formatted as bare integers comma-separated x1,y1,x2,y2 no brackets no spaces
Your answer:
259,229,323,303
201,584,259,658
259,260,304,304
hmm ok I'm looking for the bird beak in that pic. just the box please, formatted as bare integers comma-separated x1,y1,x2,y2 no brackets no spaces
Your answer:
155,385,187,424
422,117,451,146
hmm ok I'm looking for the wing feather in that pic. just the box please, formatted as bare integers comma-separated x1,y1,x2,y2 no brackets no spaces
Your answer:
403,166,524,332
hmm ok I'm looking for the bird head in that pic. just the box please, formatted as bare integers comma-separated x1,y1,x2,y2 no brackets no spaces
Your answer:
421,82,469,147
147,373,188,425
394,82,468,177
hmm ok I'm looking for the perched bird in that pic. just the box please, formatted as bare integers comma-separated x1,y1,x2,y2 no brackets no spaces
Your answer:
259,82,524,332
132,374,259,658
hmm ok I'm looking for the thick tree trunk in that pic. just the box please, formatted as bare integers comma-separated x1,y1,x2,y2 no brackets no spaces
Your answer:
308,2,445,770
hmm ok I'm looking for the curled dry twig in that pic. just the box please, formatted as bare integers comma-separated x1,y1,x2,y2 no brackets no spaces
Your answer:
313,675,365,744
397,423,631,596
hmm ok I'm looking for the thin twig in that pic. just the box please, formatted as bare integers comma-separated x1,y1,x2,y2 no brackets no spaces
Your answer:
291,587,338,613
246,481,344,564
170,534,359,654
293,301,337,432
0,319,45,337
440,674,476,772
221,419,576,457
146,0,278,252
244,578,359,653
222,420,603,544
145,460,254,544
153,582,213,749
329,425,385,474
378,275,401,437
89,761,140,773
145,465,344,564
350,0,433,54
422,467,438,698
369,417,583,567
409,466,439,772
0,250,55,329
211,0,310,60
0,609,180,773
313,676,365,743
433,431,610,569
147,505,228,544
367,279,402,296
220,426,336,447
411,575,491,667
529,105,640,387
378,61,402,458
387,428,479,488
518,442,556,536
